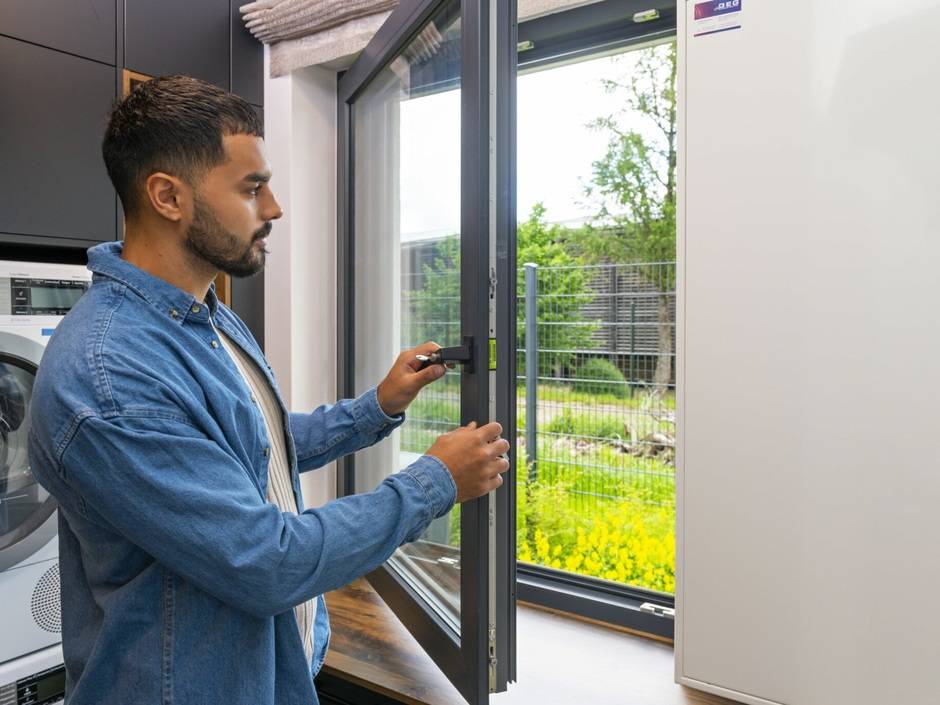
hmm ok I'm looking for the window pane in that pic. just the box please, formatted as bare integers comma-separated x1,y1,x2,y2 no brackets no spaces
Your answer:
352,0,462,634
514,41,678,595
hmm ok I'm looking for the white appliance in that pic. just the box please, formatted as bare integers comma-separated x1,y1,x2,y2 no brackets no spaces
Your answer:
677,2,940,705
0,645,65,705
0,259,90,683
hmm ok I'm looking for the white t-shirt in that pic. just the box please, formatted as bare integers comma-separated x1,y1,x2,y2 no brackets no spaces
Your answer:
214,322,316,663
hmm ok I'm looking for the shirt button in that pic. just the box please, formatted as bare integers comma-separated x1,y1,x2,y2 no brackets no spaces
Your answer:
191,304,201,313
250,394,257,403
263,447,270,457
211,340,219,348
169,308,179,319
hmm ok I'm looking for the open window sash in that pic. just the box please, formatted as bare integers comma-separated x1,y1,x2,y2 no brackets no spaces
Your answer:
336,0,517,702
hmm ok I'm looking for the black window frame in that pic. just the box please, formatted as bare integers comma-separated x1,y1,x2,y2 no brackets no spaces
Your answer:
335,0,518,701
513,0,679,640
336,0,678,659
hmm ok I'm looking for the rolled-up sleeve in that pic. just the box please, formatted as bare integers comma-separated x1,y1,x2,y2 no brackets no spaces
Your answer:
59,411,452,619
288,386,404,473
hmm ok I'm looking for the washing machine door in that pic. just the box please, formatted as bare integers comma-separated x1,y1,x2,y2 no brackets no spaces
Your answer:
0,331,57,572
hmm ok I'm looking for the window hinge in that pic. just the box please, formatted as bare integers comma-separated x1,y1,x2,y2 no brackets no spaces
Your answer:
488,623,497,689
640,602,675,620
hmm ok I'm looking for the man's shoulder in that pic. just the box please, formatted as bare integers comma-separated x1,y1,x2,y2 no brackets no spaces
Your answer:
30,279,187,451
29,280,118,464
33,279,122,402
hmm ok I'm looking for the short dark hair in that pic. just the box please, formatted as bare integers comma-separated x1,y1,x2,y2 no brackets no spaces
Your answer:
102,75,263,217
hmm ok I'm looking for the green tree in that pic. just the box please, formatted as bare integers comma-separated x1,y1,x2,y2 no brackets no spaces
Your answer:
582,41,677,394
516,203,596,375
408,203,597,374
406,235,461,349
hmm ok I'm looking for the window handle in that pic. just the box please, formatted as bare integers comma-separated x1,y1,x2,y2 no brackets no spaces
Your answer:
416,336,474,373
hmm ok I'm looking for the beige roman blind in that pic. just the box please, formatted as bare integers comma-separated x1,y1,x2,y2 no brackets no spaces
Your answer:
240,0,605,76
241,0,399,43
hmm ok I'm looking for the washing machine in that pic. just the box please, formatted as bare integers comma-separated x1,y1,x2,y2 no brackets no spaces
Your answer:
0,258,91,683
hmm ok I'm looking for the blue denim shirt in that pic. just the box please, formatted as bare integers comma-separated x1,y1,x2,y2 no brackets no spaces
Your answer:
26,241,457,705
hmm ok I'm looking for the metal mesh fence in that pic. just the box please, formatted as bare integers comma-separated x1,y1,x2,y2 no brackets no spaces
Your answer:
519,262,676,506
399,253,677,592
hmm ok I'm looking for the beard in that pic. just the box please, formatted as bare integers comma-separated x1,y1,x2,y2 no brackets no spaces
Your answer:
183,197,271,278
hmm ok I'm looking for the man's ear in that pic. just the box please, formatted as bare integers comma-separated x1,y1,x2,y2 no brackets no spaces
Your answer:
144,172,189,223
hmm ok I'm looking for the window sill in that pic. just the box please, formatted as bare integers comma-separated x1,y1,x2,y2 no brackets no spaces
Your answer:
517,564,676,640
318,578,463,705
317,578,736,705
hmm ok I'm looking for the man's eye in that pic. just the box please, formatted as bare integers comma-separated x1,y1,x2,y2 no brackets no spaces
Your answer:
248,186,261,196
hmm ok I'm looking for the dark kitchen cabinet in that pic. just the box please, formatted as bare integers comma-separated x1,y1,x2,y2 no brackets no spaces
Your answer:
230,273,265,351
231,0,263,106
0,36,116,243
0,0,116,65
125,0,230,89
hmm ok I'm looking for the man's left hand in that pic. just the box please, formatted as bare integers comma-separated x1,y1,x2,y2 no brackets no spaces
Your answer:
376,341,448,417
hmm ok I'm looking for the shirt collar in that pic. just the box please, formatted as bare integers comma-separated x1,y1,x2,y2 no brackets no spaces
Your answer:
86,241,220,325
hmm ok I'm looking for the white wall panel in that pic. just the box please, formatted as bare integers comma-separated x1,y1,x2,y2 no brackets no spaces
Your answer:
677,2,940,704
264,48,339,508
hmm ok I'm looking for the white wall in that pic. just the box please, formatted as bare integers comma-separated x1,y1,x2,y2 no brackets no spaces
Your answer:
263,47,339,508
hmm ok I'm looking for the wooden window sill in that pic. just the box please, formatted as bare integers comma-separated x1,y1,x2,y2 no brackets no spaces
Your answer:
320,578,464,705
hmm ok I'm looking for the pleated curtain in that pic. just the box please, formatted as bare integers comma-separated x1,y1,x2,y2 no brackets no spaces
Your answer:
240,0,604,76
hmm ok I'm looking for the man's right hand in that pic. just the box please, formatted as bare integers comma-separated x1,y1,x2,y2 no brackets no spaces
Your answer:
425,421,510,503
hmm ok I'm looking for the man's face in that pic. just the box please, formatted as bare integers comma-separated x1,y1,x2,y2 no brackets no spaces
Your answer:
183,134,282,278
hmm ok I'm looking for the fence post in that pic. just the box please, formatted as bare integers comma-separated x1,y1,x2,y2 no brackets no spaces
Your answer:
629,300,637,397
525,263,538,482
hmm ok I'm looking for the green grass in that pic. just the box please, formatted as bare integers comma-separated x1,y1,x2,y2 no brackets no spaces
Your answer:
418,377,675,409
407,396,460,424
409,381,674,421
405,387,675,456
530,440,675,505
527,382,676,409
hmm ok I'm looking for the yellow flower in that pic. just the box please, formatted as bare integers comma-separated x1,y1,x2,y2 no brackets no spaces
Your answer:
565,554,583,572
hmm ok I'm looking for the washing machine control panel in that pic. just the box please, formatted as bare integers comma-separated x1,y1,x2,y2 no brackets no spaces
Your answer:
1,277,89,317
0,663,65,704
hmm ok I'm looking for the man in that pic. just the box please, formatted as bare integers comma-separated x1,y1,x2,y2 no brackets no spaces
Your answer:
27,75,509,705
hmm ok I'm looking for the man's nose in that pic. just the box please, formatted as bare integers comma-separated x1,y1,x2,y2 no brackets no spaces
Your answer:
266,200,284,221
262,189,284,221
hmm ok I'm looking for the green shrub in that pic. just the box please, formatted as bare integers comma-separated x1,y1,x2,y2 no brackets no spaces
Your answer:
544,410,625,441
571,358,628,398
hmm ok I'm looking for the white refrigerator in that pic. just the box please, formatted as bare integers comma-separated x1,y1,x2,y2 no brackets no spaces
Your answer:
676,1,940,704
